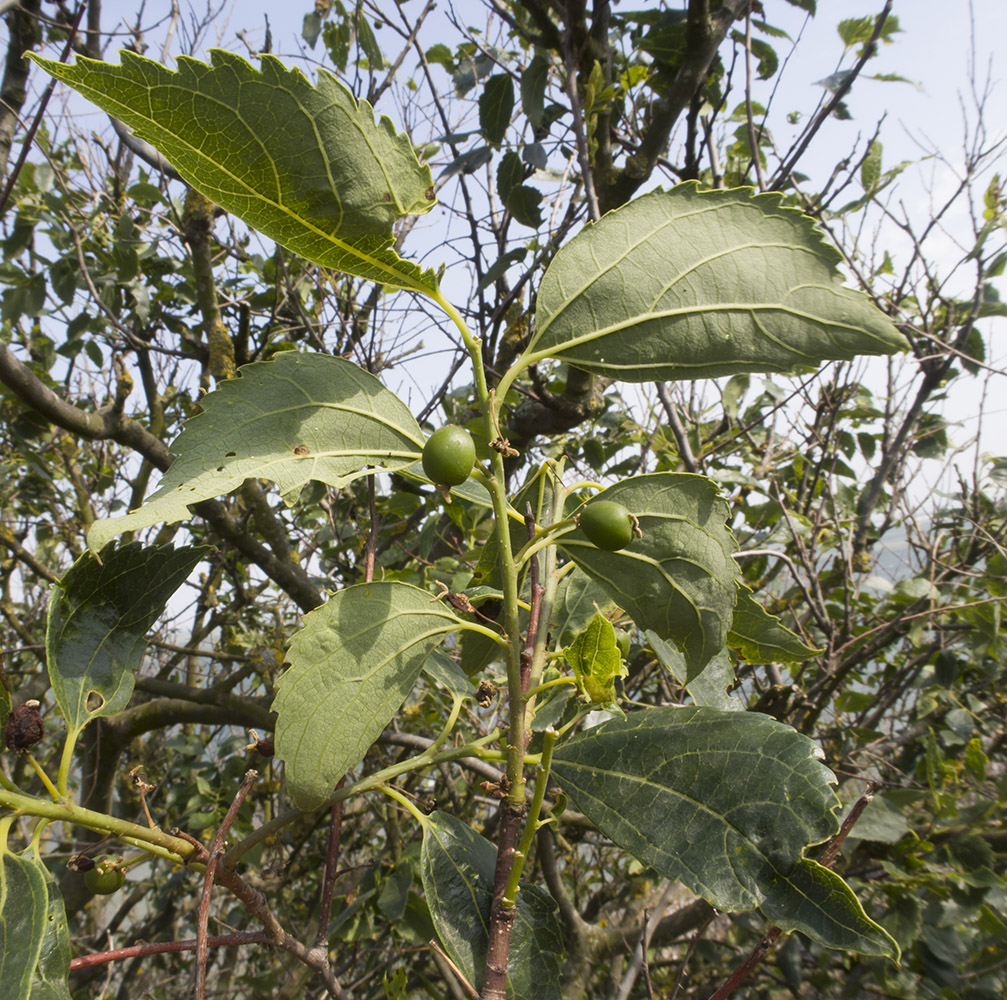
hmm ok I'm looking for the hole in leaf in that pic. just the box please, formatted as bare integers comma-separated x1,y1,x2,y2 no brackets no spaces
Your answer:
86,690,106,713
225,451,236,457
292,444,310,456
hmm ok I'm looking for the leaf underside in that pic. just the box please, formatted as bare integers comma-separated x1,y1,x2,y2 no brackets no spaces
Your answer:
273,582,468,811
527,184,908,381
29,49,438,292
87,353,424,551
421,810,563,1000
46,543,205,732
551,707,899,959
0,851,50,1000
559,473,736,677
26,855,72,1000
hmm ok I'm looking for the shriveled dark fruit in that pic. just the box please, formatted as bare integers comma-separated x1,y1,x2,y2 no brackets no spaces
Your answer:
422,425,475,486
579,500,635,551
85,864,125,895
4,701,44,754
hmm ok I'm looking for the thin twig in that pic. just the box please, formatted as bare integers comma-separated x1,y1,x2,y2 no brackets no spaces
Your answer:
429,939,480,999
743,10,766,190
364,473,379,584
194,769,258,1000
70,931,269,970
0,2,87,217
315,780,346,948
656,384,700,473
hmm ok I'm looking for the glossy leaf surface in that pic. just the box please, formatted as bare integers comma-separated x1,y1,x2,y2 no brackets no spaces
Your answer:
551,707,899,958
46,544,205,731
274,583,482,811
88,354,424,550
524,184,908,381
420,810,563,999
560,473,736,676
30,50,438,292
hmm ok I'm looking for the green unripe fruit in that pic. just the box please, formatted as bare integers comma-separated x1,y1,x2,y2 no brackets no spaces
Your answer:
422,425,476,486
579,500,635,551
85,865,125,895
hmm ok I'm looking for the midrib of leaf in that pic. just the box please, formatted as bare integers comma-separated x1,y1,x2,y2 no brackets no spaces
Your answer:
526,300,893,370
247,392,423,445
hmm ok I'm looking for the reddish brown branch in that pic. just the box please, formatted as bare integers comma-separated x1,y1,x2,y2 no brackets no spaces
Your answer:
194,769,258,1000
70,931,269,971
481,801,526,1000
315,778,346,948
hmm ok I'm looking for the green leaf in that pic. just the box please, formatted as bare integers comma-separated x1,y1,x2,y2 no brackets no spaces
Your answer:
87,353,424,551
479,73,514,145
520,53,550,128
647,630,744,711
559,473,737,677
552,569,618,646
551,707,899,959
730,31,778,78
46,543,205,732
506,185,544,229
25,854,72,1000
497,150,524,203
273,582,482,811
0,850,50,1000
861,138,882,190
420,810,563,999
354,9,384,68
728,584,822,663
522,184,908,382
423,648,475,701
564,613,626,704
302,12,323,49
28,50,438,293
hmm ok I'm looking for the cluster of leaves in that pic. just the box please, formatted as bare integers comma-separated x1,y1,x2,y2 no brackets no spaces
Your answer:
0,2,1004,999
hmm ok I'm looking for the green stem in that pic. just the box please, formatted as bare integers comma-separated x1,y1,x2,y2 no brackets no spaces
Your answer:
429,694,464,755
0,787,195,863
502,729,558,907
25,753,60,802
512,520,577,568
433,289,526,808
0,814,14,850
56,725,81,799
224,731,501,866
524,676,578,700
379,785,428,825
